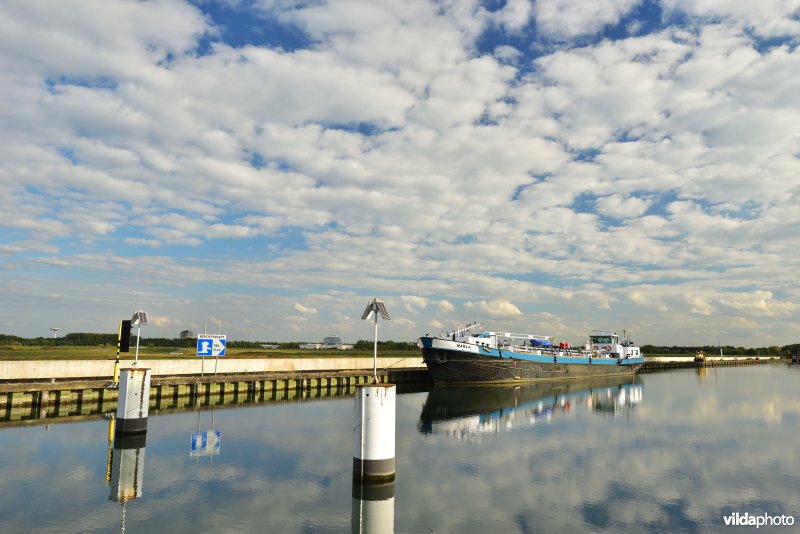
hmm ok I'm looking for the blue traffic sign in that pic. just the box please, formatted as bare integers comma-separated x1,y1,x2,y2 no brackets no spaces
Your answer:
197,335,226,357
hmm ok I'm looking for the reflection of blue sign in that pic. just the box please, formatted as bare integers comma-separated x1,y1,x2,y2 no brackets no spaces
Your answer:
197,335,226,357
190,430,221,457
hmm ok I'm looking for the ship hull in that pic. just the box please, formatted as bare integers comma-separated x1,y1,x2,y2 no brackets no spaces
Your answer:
421,340,642,384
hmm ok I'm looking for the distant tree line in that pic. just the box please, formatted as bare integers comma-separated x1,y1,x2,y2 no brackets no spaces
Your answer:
353,340,418,351
0,333,417,351
0,333,280,349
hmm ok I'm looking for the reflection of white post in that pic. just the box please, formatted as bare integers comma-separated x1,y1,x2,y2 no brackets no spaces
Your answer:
109,433,146,503
352,481,395,534
353,383,396,483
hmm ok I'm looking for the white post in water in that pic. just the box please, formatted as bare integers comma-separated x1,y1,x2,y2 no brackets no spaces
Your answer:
353,383,396,483
116,367,151,435
361,299,390,383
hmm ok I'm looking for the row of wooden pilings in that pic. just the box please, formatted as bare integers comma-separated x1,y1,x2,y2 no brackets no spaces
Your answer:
0,369,431,426
640,358,772,372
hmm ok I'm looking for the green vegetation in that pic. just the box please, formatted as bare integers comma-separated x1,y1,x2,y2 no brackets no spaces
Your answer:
0,333,421,360
0,333,278,349
353,340,418,351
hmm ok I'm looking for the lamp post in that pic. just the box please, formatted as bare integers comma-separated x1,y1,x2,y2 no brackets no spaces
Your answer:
361,299,390,383
131,310,148,365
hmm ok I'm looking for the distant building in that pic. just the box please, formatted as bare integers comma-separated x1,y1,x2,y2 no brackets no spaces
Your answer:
301,335,353,350
180,330,196,340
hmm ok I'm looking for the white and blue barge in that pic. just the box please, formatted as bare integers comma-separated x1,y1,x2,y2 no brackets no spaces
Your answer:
418,323,644,384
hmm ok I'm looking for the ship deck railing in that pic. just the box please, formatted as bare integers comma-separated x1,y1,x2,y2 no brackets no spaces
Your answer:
496,343,620,359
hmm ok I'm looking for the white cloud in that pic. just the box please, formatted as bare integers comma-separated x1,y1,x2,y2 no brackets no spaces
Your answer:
492,0,533,33
0,0,797,346
293,303,318,315
392,317,416,327
437,300,455,313
464,299,523,317
534,0,639,39
401,295,429,313
662,0,800,38
687,295,714,316
718,290,795,317
595,194,653,219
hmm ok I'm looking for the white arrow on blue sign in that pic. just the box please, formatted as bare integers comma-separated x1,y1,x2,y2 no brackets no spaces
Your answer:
197,335,226,357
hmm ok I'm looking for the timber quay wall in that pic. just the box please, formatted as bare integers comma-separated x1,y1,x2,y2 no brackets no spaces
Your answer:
1,367,432,428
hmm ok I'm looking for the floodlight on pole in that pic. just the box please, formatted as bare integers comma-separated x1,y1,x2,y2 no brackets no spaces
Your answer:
131,310,148,365
362,298,390,382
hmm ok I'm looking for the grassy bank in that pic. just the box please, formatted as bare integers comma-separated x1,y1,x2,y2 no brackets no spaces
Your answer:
0,345,419,361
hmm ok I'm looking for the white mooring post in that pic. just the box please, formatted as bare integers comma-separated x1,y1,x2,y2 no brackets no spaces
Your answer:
115,367,151,435
353,383,396,483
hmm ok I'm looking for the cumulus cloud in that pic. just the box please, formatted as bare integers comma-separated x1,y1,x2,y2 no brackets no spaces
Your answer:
595,194,653,219
437,300,455,313
293,303,318,315
492,0,533,33
0,0,798,346
465,300,523,317
401,295,429,313
687,295,714,316
534,0,639,39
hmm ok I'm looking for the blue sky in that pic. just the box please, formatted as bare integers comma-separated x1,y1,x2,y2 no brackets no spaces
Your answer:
1,0,799,346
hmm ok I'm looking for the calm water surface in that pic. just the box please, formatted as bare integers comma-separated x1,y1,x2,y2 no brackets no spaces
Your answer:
1,364,798,533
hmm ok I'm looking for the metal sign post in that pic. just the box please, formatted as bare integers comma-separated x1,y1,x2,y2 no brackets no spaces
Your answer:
361,299,390,383
131,311,148,366
197,335,227,380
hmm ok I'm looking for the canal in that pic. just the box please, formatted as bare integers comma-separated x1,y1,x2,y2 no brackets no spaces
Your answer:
1,364,798,533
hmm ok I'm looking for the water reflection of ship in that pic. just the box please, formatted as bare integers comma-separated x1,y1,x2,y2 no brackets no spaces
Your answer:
417,375,643,442
588,381,643,415
696,366,709,381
